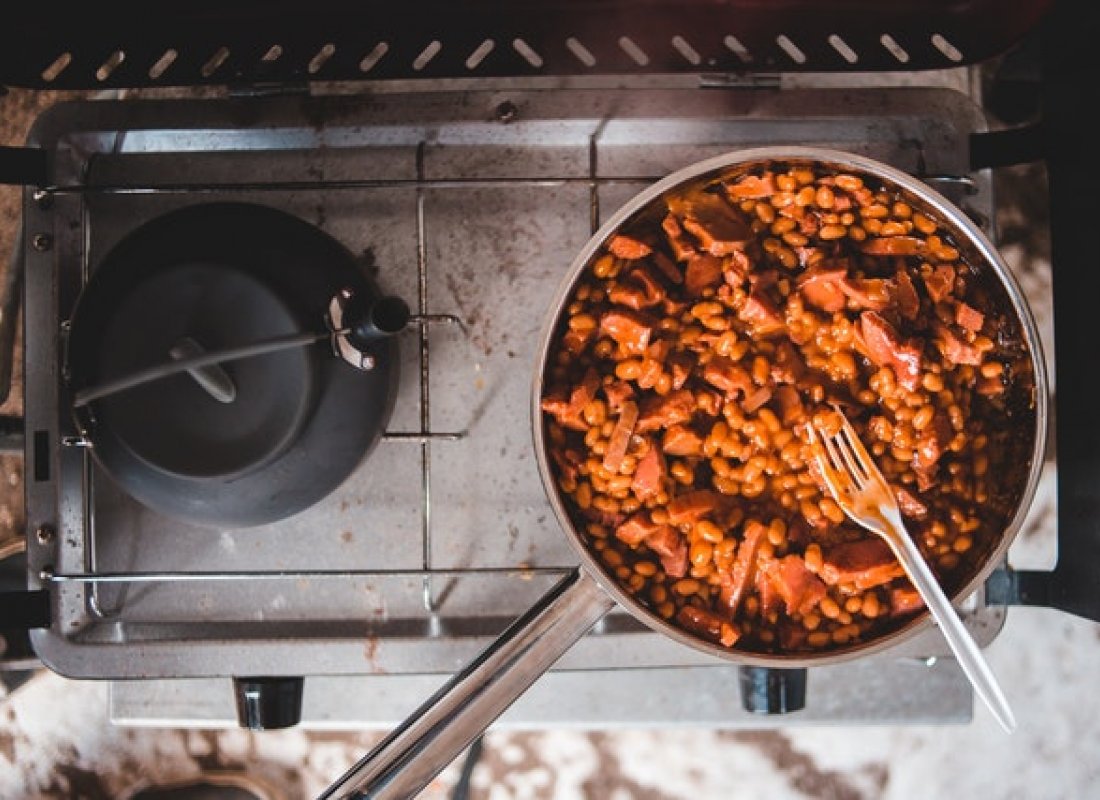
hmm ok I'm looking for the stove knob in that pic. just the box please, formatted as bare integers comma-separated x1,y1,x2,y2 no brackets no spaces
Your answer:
737,666,807,715
233,676,304,730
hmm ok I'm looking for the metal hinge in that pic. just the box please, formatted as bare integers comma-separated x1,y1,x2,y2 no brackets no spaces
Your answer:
0,589,50,629
969,122,1045,171
984,567,1052,607
0,145,48,186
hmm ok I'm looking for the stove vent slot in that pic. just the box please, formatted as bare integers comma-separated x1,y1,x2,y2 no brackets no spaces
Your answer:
308,43,336,75
723,35,753,64
201,46,231,78
95,50,125,82
565,37,596,68
412,40,442,71
671,35,701,66
359,42,389,73
775,35,806,65
829,34,859,64
465,39,495,70
40,52,72,83
931,33,965,62
880,34,910,64
148,49,178,80
618,36,649,66
32,430,48,483
512,38,543,68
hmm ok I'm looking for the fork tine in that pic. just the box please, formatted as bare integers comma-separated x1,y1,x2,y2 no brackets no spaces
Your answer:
836,412,881,485
828,427,868,489
809,423,857,501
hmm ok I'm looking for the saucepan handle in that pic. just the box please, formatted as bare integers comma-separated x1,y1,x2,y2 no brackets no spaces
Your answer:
318,569,615,800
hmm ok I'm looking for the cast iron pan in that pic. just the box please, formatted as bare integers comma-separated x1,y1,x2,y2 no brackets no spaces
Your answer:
66,202,400,528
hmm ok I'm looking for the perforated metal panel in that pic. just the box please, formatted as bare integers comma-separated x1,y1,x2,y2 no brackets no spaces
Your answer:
0,0,1053,89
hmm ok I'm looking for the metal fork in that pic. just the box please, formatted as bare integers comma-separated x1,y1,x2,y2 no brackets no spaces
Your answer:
809,410,1017,734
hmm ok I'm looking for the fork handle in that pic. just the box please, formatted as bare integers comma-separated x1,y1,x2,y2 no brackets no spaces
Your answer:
884,516,1017,734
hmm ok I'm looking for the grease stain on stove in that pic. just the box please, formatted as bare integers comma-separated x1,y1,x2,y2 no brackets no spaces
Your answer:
340,530,354,544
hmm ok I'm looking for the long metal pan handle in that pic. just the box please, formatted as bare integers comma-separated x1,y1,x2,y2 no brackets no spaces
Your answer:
318,568,615,800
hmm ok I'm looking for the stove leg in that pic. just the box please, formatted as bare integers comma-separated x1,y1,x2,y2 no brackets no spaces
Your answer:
737,665,807,715
232,676,304,730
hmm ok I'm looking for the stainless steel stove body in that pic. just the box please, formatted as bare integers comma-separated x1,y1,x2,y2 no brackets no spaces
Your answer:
23,81,1014,727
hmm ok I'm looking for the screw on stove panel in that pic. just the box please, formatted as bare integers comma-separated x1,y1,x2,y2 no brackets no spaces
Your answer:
31,233,52,251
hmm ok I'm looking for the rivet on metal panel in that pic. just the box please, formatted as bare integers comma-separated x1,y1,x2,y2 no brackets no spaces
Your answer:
32,190,53,209
35,526,54,545
262,45,283,63
495,101,518,123
38,565,54,581
31,233,52,252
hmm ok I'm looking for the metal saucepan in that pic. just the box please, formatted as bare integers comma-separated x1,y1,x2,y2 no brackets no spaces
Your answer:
321,147,1048,799
66,201,407,528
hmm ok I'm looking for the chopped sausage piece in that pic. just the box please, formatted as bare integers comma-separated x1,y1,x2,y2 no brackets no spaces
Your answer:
668,193,753,256
661,214,697,262
895,268,920,320
662,424,704,456
840,278,895,311
768,555,827,615
860,311,923,391
729,250,753,282
890,585,925,616
742,387,773,414
666,490,724,526
913,412,953,490
667,352,695,390
739,289,786,336
702,356,754,398
645,525,689,577
614,512,661,547
562,327,595,356
755,561,782,617
894,486,929,519
600,309,655,356
602,401,639,473
725,172,777,200
631,443,667,501
771,340,806,385
603,380,635,412
651,251,684,285
719,520,765,615
695,388,723,417
821,538,905,590
684,253,724,296
860,235,925,256
924,264,956,303
636,389,696,433
935,323,982,366
540,368,599,431
797,266,849,314
956,302,985,332
774,385,805,425
608,234,652,260
609,265,666,310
